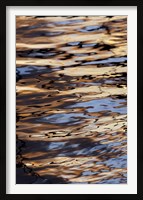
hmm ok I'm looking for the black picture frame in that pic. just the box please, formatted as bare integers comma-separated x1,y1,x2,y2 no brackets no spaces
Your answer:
0,0,142,199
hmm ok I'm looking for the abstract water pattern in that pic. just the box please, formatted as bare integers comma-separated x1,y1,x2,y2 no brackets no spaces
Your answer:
16,16,127,184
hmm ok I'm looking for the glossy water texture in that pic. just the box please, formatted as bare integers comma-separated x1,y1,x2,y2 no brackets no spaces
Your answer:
16,16,127,184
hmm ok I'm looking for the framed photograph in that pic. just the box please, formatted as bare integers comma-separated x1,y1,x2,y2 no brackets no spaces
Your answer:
1,0,142,199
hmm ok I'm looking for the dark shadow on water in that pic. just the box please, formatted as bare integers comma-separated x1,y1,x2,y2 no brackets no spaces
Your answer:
16,168,69,184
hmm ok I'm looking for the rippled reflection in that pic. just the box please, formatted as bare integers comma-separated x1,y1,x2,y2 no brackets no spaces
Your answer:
16,16,127,184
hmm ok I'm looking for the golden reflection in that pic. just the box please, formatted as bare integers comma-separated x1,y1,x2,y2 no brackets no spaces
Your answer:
16,16,127,184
